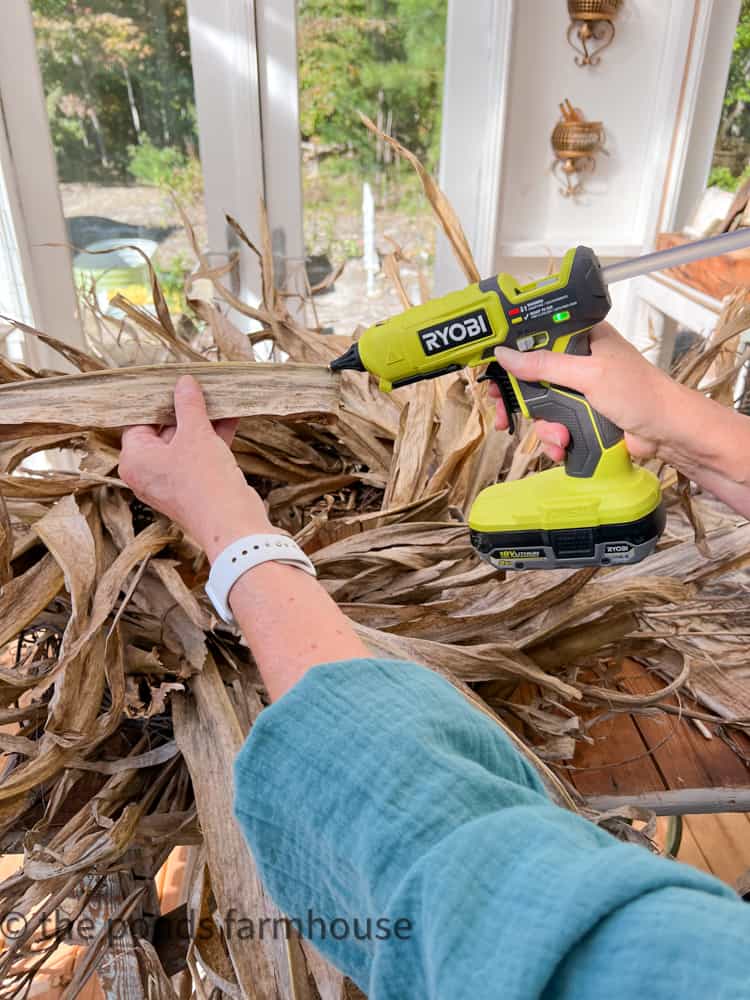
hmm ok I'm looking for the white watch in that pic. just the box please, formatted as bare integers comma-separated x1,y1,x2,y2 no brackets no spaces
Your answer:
205,533,317,625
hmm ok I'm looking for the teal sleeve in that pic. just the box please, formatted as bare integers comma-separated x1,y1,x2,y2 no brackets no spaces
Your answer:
233,659,750,999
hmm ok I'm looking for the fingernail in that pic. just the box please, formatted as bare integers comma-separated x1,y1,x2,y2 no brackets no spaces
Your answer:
494,346,517,367
176,374,196,392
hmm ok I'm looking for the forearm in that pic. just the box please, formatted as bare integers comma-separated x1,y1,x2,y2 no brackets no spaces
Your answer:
227,561,369,701
198,489,368,700
671,463,750,519
658,384,750,516
235,659,749,997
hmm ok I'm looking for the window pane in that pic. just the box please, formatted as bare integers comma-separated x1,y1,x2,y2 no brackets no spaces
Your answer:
30,0,205,328
708,2,750,194
297,0,447,334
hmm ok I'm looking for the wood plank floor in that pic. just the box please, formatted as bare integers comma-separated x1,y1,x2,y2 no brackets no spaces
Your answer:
562,660,750,807
679,812,750,888
552,660,750,890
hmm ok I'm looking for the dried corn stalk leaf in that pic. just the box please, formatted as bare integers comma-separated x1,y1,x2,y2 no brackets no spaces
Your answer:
0,554,64,647
173,657,285,998
0,362,340,428
359,113,480,283
0,315,106,373
34,495,96,638
0,492,11,585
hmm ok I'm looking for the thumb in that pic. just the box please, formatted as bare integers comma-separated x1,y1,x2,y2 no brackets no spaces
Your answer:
174,374,211,434
494,345,591,393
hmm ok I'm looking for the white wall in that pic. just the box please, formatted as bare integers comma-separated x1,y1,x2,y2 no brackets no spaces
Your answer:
438,0,738,346
497,0,677,256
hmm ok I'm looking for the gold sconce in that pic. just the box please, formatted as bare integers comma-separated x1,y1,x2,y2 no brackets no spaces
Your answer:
566,0,622,67
551,100,607,197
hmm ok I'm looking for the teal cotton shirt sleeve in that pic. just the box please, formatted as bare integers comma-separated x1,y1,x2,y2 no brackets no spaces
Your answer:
233,658,750,999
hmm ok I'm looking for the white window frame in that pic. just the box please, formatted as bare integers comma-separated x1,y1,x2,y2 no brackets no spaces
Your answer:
435,0,515,292
5,0,739,363
3,0,513,344
0,126,35,362
248,0,516,299
1,0,303,348
255,0,305,300
186,0,267,309
0,1,85,360
656,0,742,236
186,0,305,316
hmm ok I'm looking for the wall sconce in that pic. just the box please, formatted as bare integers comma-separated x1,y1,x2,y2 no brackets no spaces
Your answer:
551,100,607,197
566,0,622,67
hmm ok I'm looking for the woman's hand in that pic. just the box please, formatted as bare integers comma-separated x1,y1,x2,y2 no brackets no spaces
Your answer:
119,375,272,561
120,375,368,699
488,322,683,463
487,321,750,518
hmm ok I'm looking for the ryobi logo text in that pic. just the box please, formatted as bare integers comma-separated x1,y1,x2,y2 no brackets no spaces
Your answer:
418,308,492,356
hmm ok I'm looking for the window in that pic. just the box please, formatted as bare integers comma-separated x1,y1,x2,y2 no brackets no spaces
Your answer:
29,0,206,323
2,0,510,353
707,0,750,197
296,0,448,333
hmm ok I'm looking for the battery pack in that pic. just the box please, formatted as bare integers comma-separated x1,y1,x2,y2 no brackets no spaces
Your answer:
467,441,665,571
470,504,666,570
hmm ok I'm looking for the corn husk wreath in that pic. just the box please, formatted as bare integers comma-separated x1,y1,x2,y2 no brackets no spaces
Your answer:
0,117,749,999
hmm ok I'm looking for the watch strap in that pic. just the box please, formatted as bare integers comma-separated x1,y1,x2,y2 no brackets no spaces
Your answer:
206,533,316,625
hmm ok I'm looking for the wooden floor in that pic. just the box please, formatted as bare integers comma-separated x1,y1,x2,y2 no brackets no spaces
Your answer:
563,660,750,812
678,812,750,888
558,659,750,891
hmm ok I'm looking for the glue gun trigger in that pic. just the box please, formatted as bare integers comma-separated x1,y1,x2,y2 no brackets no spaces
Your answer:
478,360,521,436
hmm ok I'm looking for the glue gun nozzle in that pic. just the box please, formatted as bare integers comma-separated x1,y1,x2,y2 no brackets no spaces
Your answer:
330,343,366,373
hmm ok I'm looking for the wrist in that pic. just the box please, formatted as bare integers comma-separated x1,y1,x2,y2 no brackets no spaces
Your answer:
651,380,699,462
656,382,749,482
187,490,276,563
203,520,279,564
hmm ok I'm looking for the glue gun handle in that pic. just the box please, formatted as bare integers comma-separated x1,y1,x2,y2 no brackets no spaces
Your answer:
516,333,624,478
